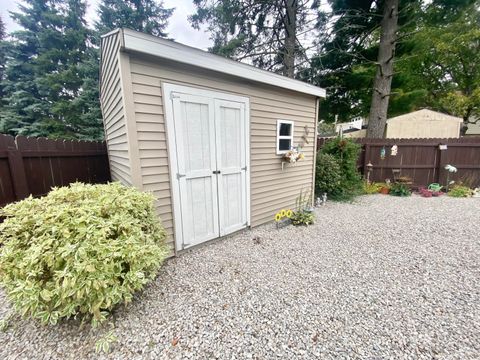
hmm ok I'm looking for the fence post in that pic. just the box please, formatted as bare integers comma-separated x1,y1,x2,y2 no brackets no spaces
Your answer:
435,143,441,184
7,145,30,201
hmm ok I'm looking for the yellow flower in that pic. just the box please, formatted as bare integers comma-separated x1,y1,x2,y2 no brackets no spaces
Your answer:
274,212,282,222
280,209,287,217
286,209,293,218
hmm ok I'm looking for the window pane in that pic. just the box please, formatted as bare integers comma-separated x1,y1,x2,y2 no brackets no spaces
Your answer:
279,139,291,151
279,123,292,136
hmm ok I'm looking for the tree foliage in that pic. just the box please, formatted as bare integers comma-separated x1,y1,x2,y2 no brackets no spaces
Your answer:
305,0,478,131
0,15,7,100
0,0,102,139
398,4,480,133
96,0,173,38
0,0,173,140
190,0,323,77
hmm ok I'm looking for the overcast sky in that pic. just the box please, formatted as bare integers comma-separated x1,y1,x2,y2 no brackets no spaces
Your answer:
0,0,213,49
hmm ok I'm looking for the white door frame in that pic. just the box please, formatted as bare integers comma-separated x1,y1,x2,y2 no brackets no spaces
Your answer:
162,82,251,251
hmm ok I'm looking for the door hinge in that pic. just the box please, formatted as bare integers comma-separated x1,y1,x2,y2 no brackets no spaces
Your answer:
170,93,180,100
212,170,221,174
177,173,186,179
241,166,248,171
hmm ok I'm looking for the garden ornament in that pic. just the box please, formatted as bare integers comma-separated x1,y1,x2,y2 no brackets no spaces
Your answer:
391,145,398,156
380,147,386,160
428,183,443,192
444,164,457,173
444,164,457,192
366,162,373,183
322,192,327,205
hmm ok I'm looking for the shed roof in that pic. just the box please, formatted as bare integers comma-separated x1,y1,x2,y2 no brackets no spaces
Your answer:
387,109,463,124
104,28,326,98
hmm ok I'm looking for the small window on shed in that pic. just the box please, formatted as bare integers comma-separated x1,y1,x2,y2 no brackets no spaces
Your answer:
276,120,294,154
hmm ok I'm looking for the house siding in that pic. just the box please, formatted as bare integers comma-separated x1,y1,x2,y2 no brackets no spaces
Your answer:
100,31,132,185
126,54,317,252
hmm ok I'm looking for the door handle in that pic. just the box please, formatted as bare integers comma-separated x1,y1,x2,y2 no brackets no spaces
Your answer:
212,170,221,174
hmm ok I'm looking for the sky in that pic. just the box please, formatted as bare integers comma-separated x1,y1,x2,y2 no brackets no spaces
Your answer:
0,0,213,50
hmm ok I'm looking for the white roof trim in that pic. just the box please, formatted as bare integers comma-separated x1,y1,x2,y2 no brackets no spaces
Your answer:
120,28,326,98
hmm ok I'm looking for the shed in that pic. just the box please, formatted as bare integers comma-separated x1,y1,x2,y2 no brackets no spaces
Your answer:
385,109,462,138
99,28,326,255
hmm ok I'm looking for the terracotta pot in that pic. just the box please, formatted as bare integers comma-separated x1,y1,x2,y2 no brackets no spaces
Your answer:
380,187,390,195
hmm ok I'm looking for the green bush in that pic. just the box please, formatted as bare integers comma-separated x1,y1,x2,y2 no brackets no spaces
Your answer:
0,182,168,326
448,185,473,197
315,153,342,196
389,182,411,197
317,137,363,200
291,210,315,226
363,182,383,194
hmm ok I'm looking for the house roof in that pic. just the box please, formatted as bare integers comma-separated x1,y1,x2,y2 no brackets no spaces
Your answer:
106,28,326,98
386,109,463,124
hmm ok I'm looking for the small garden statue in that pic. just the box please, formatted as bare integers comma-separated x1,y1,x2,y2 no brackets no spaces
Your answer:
444,164,457,192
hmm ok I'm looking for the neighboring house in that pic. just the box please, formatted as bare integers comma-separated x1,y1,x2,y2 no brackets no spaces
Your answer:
99,28,326,255
385,109,462,138
343,127,368,138
465,118,480,136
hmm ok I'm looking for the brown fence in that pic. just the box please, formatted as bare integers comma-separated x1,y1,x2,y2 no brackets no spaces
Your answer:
317,137,480,188
0,134,111,207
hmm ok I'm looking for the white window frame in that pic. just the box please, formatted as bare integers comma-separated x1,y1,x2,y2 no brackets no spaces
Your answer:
276,120,294,155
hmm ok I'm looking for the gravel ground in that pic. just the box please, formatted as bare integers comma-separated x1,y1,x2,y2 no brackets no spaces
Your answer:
1,195,479,359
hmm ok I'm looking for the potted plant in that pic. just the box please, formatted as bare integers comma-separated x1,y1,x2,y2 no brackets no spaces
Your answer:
379,183,390,194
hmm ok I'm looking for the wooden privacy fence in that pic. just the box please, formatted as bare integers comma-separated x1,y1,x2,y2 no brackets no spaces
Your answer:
317,137,480,188
0,134,111,207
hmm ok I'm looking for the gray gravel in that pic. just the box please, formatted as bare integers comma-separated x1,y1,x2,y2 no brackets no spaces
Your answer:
1,195,480,359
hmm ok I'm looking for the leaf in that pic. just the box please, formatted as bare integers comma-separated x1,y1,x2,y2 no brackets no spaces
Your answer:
40,289,52,302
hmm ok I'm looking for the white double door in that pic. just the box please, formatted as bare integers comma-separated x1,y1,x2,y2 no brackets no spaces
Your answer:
165,84,249,250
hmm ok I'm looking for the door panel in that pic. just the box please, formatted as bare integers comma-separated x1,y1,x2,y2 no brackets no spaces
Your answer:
166,84,249,250
215,100,248,235
172,93,219,247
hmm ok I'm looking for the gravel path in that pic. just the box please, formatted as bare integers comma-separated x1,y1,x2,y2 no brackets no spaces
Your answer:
1,195,479,359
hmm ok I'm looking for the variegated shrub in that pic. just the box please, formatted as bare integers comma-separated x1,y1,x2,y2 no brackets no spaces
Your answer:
0,182,168,326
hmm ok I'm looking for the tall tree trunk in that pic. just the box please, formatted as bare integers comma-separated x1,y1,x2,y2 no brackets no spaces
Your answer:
367,0,399,138
283,0,297,78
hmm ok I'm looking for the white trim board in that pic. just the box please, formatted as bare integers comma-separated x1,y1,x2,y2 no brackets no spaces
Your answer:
121,28,326,98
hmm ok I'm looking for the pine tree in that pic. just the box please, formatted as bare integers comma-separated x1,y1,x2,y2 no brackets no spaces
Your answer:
96,0,173,37
190,0,322,78
0,15,7,100
0,0,103,139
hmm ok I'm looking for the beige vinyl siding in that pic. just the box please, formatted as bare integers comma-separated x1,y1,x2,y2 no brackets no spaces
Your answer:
100,32,132,185
127,54,317,244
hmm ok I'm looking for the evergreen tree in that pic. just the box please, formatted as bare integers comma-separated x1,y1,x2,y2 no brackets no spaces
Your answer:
0,15,6,100
190,0,323,78
0,0,103,139
96,0,174,37
305,0,476,128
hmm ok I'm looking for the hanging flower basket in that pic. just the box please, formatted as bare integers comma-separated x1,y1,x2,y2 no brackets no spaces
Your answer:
282,147,304,164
